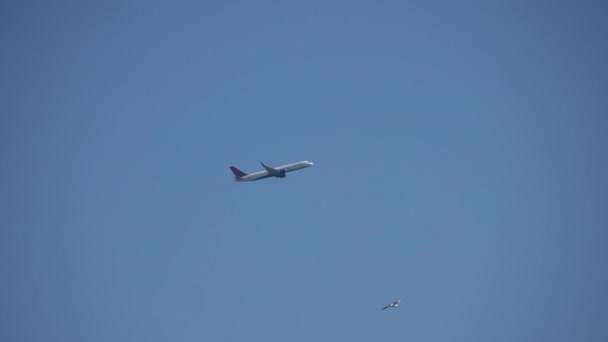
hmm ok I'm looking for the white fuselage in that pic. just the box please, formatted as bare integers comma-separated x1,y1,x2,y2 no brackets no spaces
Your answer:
236,161,314,181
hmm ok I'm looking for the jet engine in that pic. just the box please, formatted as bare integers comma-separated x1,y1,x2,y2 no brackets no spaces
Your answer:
276,169,286,178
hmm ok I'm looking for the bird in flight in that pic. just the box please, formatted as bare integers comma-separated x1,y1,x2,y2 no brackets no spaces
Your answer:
381,300,400,310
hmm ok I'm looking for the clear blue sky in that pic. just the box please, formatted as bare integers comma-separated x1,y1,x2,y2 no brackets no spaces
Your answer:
2,1,607,341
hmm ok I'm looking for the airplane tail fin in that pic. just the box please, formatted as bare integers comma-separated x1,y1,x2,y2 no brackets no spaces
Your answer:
229,166,247,178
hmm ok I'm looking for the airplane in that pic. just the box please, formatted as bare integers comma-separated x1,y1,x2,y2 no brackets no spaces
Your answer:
381,300,400,311
229,160,314,182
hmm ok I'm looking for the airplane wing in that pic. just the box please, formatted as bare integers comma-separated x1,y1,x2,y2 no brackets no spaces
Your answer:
261,162,286,177
381,305,390,311
261,162,279,174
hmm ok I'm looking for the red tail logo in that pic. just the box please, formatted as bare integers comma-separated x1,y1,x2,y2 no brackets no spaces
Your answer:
229,166,247,178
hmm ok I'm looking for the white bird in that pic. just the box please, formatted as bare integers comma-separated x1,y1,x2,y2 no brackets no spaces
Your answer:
381,300,400,311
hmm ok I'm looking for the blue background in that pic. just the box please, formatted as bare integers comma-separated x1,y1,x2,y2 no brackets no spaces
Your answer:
2,1,607,341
